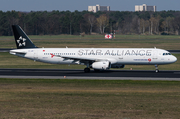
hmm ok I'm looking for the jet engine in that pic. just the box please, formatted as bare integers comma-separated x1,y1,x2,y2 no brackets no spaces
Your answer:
111,64,125,68
92,61,111,70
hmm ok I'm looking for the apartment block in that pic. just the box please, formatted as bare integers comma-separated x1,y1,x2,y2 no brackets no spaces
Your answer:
135,4,156,12
88,4,110,13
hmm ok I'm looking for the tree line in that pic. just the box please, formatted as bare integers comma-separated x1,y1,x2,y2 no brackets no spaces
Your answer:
0,10,180,36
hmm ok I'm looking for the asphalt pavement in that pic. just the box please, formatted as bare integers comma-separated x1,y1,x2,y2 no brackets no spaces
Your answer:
0,69,180,80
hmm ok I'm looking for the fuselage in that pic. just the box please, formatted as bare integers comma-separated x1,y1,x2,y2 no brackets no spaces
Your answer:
10,48,177,65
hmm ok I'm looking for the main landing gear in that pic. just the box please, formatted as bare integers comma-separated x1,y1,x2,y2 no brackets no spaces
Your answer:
155,65,159,73
84,68,90,73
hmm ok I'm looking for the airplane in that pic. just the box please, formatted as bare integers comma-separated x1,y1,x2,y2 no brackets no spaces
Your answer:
10,25,177,73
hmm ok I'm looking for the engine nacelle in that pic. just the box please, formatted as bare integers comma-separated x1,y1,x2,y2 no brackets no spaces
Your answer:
111,64,125,68
92,61,111,70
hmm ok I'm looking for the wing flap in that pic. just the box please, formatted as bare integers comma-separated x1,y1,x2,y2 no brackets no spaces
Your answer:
56,55,96,61
55,55,108,62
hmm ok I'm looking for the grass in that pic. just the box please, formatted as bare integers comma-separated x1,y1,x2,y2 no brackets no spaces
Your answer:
0,35,180,118
0,34,180,70
1,35,180,49
0,79,180,118
2,34,180,40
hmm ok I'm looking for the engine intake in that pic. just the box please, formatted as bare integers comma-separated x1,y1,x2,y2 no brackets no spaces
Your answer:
92,61,111,70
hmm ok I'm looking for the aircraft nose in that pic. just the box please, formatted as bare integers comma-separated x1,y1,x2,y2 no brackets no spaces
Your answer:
172,56,177,63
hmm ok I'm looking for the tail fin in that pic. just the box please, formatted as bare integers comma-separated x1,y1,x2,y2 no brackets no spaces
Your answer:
12,25,37,49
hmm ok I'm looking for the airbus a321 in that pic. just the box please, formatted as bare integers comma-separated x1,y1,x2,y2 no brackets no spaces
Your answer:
10,25,177,73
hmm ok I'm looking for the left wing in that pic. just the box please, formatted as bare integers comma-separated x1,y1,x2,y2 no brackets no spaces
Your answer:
54,55,109,62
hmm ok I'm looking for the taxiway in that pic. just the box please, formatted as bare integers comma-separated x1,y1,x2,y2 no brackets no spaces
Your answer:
0,69,180,80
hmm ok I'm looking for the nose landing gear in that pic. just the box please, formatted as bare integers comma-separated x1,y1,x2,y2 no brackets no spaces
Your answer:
84,68,90,73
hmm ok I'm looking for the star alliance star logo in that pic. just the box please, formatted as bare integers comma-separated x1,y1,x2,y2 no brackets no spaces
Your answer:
17,36,26,47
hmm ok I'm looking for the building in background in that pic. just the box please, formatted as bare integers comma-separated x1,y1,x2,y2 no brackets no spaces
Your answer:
88,4,110,13
135,4,156,12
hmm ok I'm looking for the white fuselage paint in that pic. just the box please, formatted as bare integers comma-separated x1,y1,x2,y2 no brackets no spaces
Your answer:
10,48,177,66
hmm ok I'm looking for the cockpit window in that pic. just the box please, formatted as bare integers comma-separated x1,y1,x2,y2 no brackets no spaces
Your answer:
163,53,171,55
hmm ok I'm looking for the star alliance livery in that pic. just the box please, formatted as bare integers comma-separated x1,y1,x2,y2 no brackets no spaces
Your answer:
10,25,177,73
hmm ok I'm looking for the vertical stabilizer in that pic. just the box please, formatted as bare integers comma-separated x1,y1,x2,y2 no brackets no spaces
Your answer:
12,25,37,49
